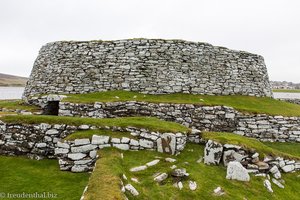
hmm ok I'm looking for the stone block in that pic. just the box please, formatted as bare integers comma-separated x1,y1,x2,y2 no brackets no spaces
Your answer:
226,161,250,181
157,133,176,155
204,140,223,165
91,135,109,145
139,139,154,149
67,153,86,160
71,144,97,153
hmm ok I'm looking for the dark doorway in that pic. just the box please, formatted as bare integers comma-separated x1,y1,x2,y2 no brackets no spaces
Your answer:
44,101,59,115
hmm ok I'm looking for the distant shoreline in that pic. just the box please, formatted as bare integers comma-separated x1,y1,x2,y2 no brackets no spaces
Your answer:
0,73,28,87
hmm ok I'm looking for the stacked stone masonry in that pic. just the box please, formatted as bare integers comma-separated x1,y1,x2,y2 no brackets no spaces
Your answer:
0,120,186,172
56,131,186,172
54,101,300,142
280,98,300,105
23,39,272,100
204,140,300,174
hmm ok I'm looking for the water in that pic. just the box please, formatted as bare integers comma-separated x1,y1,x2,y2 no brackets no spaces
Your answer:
0,87,25,100
0,87,299,100
273,92,300,99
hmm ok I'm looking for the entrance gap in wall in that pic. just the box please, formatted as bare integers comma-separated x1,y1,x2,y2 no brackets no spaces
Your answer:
44,101,59,115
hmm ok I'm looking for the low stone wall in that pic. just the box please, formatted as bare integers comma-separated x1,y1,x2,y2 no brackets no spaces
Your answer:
0,107,37,115
279,98,300,105
57,101,300,142
235,115,300,142
56,130,186,172
59,101,238,132
204,140,300,174
0,121,72,159
0,120,187,171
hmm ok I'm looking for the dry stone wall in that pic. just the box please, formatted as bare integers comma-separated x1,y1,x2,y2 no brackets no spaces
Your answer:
235,114,300,142
57,101,300,142
23,39,272,100
279,98,300,105
0,120,187,172
59,101,238,132
56,131,186,172
204,140,300,174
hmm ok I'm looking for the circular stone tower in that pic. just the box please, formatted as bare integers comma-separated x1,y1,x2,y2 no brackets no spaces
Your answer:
23,38,272,100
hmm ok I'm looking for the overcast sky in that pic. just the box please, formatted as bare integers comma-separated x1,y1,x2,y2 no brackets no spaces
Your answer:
0,0,299,82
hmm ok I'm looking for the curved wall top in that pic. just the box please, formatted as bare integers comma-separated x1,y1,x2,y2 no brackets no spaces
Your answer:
23,39,272,99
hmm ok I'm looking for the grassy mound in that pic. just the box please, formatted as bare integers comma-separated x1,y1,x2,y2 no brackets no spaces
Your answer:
202,132,300,159
263,142,300,158
0,100,39,112
1,115,190,134
64,129,134,141
84,144,300,200
0,155,89,200
63,90,300,116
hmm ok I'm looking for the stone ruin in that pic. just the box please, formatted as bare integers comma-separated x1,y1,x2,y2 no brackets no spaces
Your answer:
23,38,272,101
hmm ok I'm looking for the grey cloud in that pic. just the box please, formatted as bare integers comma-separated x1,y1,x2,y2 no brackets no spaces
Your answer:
0,0,299,82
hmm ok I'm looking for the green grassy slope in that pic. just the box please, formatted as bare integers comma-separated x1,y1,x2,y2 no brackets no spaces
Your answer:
0,100,39,111
0,156,89,200
85,144,300,200
263,142,300,158
63,90,300,116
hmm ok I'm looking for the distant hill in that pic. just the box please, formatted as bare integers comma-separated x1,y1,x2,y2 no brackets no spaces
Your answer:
0,73,28,87
271,81,300,89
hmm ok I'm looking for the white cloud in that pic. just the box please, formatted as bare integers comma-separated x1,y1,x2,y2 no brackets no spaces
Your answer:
0,0,299,82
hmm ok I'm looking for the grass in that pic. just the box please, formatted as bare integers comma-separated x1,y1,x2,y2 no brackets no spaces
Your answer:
63,90,300,116
0,155,89,200
0,100,39,112
263,142,300,158
84,149,125,200
64,129,133,141
1,115,190,134
0,111,16,116
273,89,300,93
202,132,300,160
86,144,300,200
0,73,27,87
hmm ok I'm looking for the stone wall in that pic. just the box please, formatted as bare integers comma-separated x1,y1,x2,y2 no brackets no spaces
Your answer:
0,120,187,171
279,98,300,105
57,101,300,142
204,140,300,174
59,101,238,132
0,121,71,159
56,131,186,172
23,39,272,100
235,114,300,142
